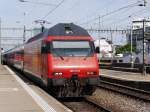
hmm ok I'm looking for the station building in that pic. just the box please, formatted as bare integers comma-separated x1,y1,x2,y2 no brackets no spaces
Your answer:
125,18,150,64
127,18,150,50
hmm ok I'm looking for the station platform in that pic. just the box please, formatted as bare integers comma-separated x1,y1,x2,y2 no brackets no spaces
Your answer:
100,69,150,92
0,65,72,112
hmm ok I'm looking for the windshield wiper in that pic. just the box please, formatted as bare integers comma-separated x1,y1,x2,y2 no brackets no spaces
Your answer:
53,50,64,60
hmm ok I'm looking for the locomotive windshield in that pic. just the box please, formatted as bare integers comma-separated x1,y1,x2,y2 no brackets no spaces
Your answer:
51,40,95,57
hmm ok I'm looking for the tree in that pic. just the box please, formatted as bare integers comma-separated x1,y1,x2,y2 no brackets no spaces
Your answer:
115,44,136,54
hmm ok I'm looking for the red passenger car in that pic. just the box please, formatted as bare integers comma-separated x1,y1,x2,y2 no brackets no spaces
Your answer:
2,46,24,70
4,23,100,97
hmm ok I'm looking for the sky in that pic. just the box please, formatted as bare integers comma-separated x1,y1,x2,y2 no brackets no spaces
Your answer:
0,0,150,28
0,0,150,47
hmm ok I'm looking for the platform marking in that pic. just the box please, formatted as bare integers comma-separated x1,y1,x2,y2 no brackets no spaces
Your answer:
101,73,132,80
5,66,57,112
101,73,134,81
101,73,150,82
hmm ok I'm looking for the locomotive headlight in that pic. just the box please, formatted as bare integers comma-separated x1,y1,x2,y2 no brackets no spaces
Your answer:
87,71,96,75
53,72,63,76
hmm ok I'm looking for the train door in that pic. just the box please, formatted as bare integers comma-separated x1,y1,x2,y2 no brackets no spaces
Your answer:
41,41,48,85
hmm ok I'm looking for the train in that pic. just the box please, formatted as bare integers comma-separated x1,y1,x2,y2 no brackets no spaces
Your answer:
94,38,113,65
2,23,100,97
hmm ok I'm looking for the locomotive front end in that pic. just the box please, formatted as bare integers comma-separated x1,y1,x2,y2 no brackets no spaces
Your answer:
47,39,99,97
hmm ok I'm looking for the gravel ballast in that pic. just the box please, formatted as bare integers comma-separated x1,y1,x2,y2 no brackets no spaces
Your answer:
88,88,150,112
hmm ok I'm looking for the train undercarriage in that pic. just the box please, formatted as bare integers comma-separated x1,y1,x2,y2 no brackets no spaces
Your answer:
48,77,99,97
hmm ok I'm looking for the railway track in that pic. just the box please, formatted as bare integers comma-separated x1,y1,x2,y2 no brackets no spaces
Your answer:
85,98,111,112
99,80,150,101
12,66,150,111
61,98,111,112
10,67,110,112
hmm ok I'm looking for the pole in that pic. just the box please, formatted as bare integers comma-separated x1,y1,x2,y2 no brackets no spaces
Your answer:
131,26,134,68
23,12,26,44
98,16,101,64
0,18,1,65
142,19,146,75
110,31,113,64
144,0,147,6
23,25,26,44
41,25,45,32
98,16,101,38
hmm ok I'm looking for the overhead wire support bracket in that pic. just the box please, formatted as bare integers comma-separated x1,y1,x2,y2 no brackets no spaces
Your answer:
19,0,57,6
34,20,50,32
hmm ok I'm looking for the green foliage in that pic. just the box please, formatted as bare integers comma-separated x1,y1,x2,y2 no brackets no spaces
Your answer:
116,44,136,54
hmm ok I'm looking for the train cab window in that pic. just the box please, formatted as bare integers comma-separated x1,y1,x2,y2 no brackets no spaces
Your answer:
95,47,100,53
41,42,51,53
42,43,47,54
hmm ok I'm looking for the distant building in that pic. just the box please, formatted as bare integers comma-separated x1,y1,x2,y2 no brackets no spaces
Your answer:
124,18,150,64
132,18,150,30
127,18,150,48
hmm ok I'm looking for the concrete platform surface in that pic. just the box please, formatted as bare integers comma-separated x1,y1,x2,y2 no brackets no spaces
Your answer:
0,65,72,112
101,69,150,82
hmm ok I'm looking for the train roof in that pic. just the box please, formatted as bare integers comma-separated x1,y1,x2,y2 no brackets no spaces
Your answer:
2,45,24,55
27,23,90,43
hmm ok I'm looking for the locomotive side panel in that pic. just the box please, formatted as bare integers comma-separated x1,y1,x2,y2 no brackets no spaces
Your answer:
24,39,43,79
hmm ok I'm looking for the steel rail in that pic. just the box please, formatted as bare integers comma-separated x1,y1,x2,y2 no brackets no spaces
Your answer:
85,98,112,112
99,80,150,101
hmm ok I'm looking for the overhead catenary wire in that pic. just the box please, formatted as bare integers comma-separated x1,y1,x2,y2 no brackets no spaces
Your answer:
85,6,137,29
106,8,149,26
41,0,65,20
67,0,81,11
74,0,115,24
19,0,57,6
79,0,145,26
109,7,150,27
96,5,149,29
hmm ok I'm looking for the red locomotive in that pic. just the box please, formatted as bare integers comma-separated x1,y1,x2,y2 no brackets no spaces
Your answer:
2,23,99,97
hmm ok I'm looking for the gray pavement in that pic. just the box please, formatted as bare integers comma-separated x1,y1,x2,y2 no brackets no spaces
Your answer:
101,69,150,82
0,65,43,112
0,65,72,112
